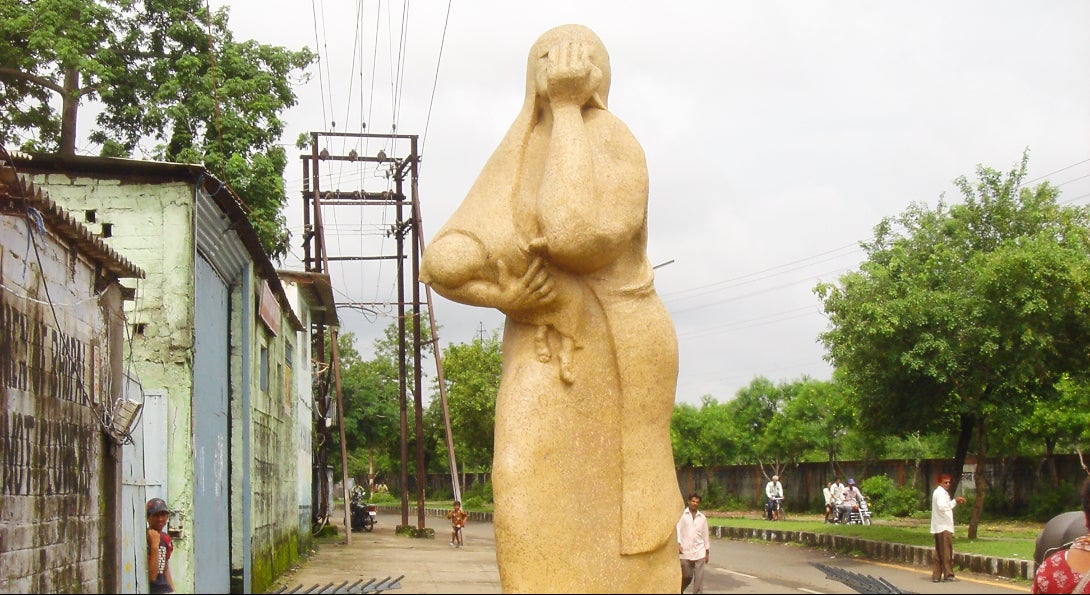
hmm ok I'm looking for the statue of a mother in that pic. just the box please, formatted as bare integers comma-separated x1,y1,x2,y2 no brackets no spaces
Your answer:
420,24,681,593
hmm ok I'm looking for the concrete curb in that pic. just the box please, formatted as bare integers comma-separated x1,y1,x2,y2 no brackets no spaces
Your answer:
376,506,1033,581
711,526,1033,580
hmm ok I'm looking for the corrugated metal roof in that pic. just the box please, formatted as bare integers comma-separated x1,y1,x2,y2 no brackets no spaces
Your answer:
0,163,145,280
7,150,304,333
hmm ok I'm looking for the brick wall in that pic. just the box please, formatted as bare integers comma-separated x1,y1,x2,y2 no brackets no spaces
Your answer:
1,207,117,592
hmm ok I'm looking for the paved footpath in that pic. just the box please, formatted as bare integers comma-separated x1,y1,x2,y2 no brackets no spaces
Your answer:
269,513,501,594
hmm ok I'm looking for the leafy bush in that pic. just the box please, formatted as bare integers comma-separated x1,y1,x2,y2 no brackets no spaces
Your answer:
1024,478,1083,522
370,491,398,505
884,487,926,517
429,485,454,501
859,475,924,518
954,496,975,524
463,480,493,504
860,475,895,506
692,482,749,511
699,481,729,509
463,496,485,509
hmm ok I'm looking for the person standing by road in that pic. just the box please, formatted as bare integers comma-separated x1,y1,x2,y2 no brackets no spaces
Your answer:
823,481,835,523
765,475,784,520
677,493,710,594
447,500,468,548
931,473,967,583
146,497,174,594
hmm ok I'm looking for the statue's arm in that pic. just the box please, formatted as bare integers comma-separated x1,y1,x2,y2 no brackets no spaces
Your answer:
425,256,558,317
537,112,649,272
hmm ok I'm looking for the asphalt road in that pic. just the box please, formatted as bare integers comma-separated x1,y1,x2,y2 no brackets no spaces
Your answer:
270,516,1030,594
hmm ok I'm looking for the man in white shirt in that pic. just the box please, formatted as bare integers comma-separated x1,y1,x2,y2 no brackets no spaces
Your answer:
677,493,710,594
831,477,845,502
822,481,835,523
931,473,967,583
837,478,863,523
764,475,784,520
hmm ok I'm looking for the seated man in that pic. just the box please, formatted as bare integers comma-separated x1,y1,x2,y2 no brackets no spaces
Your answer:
837,478,863,523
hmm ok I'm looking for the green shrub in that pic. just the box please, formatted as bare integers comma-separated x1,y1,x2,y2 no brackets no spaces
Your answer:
371,491,398,505
699,481,729,510
884,487,926,517
429,485,454,501
953,497,971,523
463,496,485,509
463,480,493,504
860,475,896,506
1024,478,1083,522
859,475,924,518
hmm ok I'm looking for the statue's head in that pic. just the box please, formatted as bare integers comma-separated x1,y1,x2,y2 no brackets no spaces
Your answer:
525,24,610,110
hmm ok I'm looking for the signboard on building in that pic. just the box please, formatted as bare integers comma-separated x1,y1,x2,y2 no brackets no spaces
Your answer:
259,280,281,336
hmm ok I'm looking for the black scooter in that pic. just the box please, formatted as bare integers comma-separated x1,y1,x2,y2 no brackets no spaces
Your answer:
349,486,376,532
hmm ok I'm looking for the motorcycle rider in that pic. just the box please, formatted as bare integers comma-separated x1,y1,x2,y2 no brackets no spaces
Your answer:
350,485,374,531
765,475,784,520
837,478,864,523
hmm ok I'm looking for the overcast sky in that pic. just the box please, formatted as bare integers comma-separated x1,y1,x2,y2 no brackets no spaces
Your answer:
216,0,1090,406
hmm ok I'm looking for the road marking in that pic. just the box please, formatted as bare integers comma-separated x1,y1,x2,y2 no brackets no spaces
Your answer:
713,568,757,579
797,589,823,594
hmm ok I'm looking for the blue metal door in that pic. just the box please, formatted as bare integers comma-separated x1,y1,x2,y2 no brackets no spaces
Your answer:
193,255,230,591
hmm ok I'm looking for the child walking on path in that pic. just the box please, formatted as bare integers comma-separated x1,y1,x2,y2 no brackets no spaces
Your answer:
447,500,468,548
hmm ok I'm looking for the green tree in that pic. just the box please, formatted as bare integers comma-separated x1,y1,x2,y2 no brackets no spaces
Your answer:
0,0,314,259
726,377,785,471
768,378,854,472
670,401,703,468
366,314,435,484
816,151,1090,537
338,343,401,484
1012,375,1090,485
430,332,502,471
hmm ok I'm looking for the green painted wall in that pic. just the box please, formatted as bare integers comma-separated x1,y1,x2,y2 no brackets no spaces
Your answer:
28,174,199,591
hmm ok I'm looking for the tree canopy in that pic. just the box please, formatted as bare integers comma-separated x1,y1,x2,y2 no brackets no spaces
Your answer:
815,151,1090,535
0,0,314,259
428,331,502,471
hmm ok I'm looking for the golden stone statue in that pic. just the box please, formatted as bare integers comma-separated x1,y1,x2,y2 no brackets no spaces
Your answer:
421,24,681,593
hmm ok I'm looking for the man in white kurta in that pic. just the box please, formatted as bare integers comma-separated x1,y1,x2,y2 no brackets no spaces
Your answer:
931,473,967,582
677,493,711,594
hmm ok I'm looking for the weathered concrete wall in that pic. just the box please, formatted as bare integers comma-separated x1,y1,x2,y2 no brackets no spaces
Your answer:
245,277,305,593
676,455,1089,513
24,173,198,591
289,291,314,557
0,208,119,592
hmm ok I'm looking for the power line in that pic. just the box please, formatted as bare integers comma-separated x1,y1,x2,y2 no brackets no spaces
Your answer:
1026,158,1090,184
421,1,452,156
661,242,860,302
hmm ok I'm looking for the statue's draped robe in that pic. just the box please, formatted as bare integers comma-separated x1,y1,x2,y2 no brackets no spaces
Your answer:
422,25,682,593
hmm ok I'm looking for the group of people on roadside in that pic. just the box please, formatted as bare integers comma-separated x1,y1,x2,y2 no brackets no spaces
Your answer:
821,476,866,524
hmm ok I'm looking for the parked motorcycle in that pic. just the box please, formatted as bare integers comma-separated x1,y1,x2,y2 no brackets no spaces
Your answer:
350,486,376,532
847,497,873,526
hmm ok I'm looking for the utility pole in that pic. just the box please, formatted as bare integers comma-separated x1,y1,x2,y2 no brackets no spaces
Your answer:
301,132,462,532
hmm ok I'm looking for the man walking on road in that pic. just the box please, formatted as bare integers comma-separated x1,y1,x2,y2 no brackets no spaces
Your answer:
931,473,967,582
677,493,710,594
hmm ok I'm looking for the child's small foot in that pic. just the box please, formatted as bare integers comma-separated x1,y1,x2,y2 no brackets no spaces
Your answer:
534,326,551,363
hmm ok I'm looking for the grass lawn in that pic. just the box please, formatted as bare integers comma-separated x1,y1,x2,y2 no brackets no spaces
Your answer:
411,500,1041,562
707,512,1039,561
